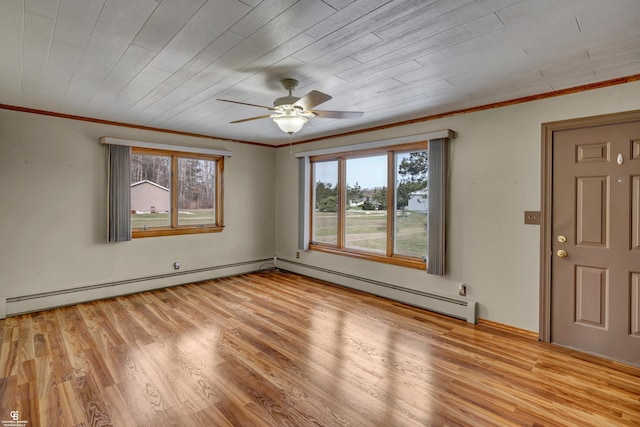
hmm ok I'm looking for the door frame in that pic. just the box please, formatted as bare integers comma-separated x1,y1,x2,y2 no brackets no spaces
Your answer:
539,109,640,342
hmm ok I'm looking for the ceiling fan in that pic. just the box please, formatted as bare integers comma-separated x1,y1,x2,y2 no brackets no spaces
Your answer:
217,78,364,135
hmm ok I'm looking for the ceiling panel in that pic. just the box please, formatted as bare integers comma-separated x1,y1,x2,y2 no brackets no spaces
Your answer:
63,0,159,110
0,0,24,47
41,41,83,108
0,0,638,145
132,0,207,53
22,12,55,109
25,0,60,20
293,0,426,63
52,0,104,48
0,44,22,106
146,0,249,73
85,45,157,114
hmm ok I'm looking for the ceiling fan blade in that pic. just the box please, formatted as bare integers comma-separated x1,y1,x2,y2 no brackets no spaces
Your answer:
293,90,332,111
229,115,272,124
312,110,364,119
217,99,274,110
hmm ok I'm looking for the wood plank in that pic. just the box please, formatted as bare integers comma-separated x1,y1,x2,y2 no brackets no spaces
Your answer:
0,376,19,424
495,0,581,27
303,0,390,40
340,12,506,82
102,66,172,119
162,31,244,89
0,43,23,105
367,0,475,44
64,0,159,108
322,0,357,10
594,60,640,82
133,0,207,53
84,44,157,114
305,32,381,69
0,0,24,48
293,0,427,63
40,41,83,108
229,0,298,38
52,0,104,48
1,271,639,426
21,12,55,108
147,0,251,73
25,0,59,20
16,380,40,427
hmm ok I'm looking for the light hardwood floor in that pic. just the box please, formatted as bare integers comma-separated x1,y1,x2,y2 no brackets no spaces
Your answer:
1,270,639,426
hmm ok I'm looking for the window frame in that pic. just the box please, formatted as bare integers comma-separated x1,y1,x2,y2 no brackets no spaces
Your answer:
309,141,428,269
131,147,224,238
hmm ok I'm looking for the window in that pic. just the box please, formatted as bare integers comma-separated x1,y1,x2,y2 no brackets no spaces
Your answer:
310,141,428,269
130,147,223,238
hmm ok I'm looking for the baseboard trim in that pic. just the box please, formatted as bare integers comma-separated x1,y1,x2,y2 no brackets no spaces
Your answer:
277,258,477,323
478,318,539,340
5,258,274,316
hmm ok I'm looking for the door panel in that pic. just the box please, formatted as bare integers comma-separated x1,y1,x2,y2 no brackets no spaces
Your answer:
633,175,640,250
632,273,640,336
574,266,607,328
576,176,608,247
576,141,609,163
552,120,640,366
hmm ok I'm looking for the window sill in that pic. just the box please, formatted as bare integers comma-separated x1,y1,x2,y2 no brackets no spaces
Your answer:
132,225,224,238
309,243,426,270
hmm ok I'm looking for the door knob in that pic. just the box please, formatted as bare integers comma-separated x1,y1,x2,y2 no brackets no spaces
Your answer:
557,249,568,258
557,235,567,243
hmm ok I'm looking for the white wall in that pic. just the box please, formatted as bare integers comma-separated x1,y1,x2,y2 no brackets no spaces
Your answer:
274,81,640,333
2,81,639,327
0,109,276,315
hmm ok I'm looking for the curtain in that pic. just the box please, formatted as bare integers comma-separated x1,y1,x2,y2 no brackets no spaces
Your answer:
107,144,131,242
298,157,310,250
427,137,448,275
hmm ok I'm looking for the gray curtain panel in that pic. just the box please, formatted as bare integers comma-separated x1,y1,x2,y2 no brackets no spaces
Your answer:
427,137,448,275
108,144,131,242
298,157,310,251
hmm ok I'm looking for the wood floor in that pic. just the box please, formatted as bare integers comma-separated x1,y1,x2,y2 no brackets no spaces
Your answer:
1,271,639,426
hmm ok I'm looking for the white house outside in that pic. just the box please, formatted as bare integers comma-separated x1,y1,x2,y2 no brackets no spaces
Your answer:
407,190,427,212
130,180,170,213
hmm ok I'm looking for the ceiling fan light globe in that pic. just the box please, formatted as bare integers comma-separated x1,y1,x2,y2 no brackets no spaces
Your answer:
273,115,307,134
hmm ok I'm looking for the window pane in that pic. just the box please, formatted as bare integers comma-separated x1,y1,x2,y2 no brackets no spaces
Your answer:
178,158,216,226
345,155,387,254
130,153,171,229
312,161,338,245
395,150,428,258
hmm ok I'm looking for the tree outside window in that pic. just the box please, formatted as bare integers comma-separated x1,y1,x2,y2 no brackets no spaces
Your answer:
130,148,223,238
310,141,428,269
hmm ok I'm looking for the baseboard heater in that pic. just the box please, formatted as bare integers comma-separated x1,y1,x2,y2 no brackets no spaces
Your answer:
2,258,274,318
277,258,477,324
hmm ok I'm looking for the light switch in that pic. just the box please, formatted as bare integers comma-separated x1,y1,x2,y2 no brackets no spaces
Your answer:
524,211,540,225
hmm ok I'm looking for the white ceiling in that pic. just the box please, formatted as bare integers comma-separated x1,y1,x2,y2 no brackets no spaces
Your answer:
1,0,639,146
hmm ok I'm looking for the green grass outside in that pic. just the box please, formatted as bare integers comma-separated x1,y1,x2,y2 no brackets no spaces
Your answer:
313,210,427,257
131,209,216,229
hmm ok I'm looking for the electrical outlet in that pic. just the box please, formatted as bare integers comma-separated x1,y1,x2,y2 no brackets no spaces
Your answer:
458,283,467,297
296,252,300,259
174,262,180,270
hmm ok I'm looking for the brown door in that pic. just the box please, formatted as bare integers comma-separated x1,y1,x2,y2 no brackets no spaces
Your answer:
551,120,640,365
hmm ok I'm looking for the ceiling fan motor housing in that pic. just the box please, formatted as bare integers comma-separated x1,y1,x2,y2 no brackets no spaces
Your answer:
273,96,300,108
